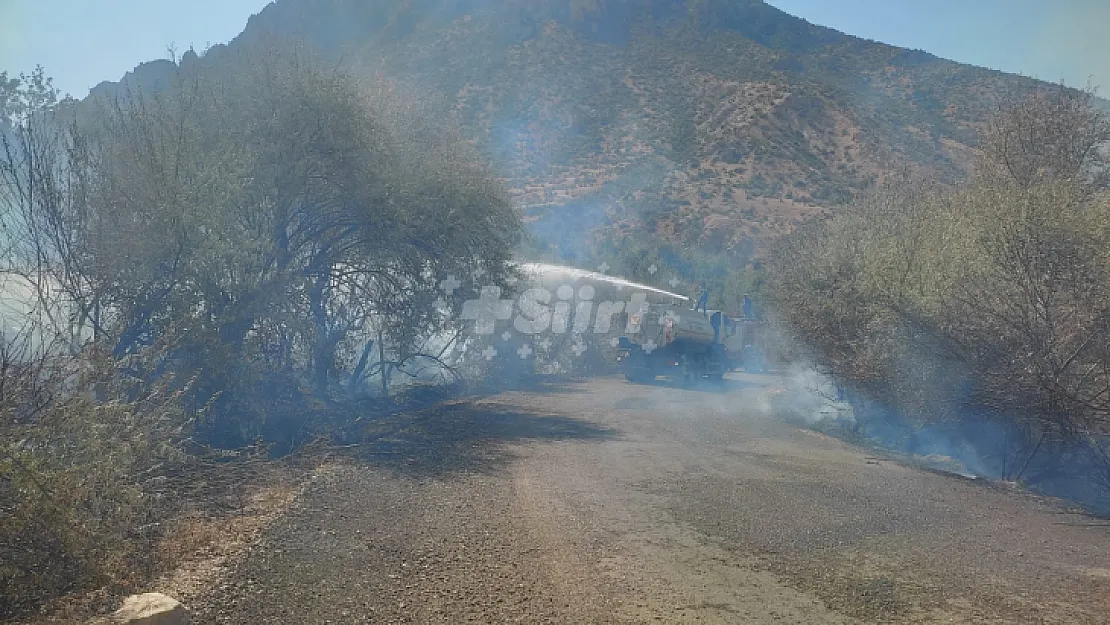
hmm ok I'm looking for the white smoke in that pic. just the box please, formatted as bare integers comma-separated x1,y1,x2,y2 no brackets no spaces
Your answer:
754,362,855,426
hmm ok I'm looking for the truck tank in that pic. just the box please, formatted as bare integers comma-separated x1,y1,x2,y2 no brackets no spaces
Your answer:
627,305,719,347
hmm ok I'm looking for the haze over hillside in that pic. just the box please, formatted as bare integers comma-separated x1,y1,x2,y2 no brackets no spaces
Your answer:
85,0,1089,261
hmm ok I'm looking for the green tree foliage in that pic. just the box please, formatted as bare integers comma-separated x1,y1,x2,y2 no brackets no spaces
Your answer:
66,42,521,444
769,84,1110,502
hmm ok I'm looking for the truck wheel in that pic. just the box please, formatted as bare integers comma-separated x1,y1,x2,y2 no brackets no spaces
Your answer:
624,352,654,383
679,356,695,388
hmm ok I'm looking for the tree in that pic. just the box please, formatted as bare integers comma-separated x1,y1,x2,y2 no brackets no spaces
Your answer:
0,68,200,616
0,67,94,353
0,40,524,618
982,82,1110,197
70,41,520,443
2,41,522,447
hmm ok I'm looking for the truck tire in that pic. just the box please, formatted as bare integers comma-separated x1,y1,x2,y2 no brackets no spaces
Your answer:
679,355,696,388
623,350,655,383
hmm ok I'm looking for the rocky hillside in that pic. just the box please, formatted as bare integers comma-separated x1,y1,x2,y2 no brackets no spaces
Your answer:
90,0,1076,260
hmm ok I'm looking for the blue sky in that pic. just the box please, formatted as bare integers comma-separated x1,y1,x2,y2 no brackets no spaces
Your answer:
1,0,273,97
765,0,1109,91
2,1,1108,99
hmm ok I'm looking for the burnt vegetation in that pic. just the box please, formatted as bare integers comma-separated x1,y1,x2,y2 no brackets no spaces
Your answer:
770,85,1110,512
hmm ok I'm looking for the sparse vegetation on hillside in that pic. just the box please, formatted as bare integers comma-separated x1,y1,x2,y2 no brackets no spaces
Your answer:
212,0,1090,256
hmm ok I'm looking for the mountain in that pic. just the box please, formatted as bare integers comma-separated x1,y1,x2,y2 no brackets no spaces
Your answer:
87,0,1082,261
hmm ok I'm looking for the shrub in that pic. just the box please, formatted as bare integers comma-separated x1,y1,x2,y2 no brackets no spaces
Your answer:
0,340,191,617
768,84,1110,506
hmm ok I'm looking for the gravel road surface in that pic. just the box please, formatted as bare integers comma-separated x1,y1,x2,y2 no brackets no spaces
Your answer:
191,373,1110,624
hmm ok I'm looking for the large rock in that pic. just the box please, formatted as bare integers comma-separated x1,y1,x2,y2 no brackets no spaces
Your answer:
109,593,190,625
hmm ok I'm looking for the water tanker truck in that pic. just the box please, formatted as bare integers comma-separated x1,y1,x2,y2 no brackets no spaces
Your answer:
509,263,768,383
616,303,769,385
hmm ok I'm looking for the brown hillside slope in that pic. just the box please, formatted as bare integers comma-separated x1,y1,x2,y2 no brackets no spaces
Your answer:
88,0,1100,257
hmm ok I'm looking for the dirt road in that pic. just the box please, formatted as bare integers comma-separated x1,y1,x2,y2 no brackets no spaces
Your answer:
192,374,1110,624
